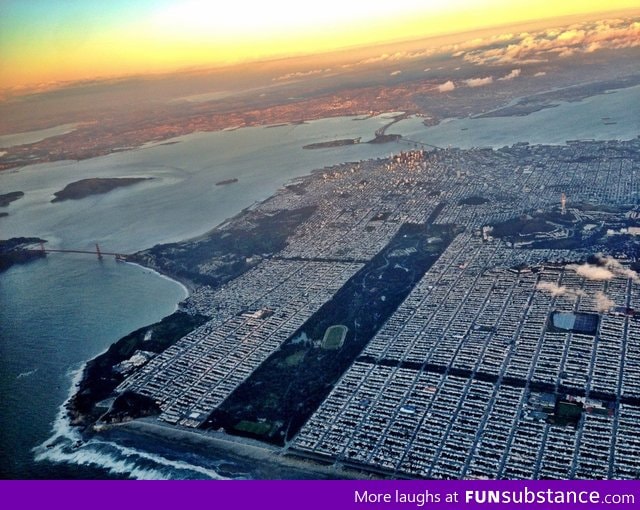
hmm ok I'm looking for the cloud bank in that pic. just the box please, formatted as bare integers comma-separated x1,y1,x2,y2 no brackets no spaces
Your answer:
596,254,640,282
568,263,615,281
463,18,640,66
536,256,636,313
273,68,331,82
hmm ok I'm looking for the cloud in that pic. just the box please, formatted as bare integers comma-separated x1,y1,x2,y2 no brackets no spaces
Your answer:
617,268,640,282
499,69,521,81
568,263,615,281
536,282,585,299
595,291,615,312
556,29,586,43
596,254,640,282
561,255,640,288
351,48,436,68
537,280,621,313
390,70,402,76
361,53,392,64
534,71,547,77
464,76,493,87
556,47,576,58
437,80,455,92
273,68,330,82
536,282,568,296
334,16,638,74
448,35,512,55
597,254,622,269
462,17,640,66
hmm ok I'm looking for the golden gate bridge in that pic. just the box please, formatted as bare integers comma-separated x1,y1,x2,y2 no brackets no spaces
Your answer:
33,242,127,261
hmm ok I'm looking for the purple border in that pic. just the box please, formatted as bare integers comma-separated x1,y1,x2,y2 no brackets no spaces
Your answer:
3,480,639,510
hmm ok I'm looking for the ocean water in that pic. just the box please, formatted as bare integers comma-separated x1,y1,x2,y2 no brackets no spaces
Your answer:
0,256,187,479
0,115,399,479
0,90,638,479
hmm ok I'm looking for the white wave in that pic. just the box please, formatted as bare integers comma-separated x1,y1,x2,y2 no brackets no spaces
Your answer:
89,438,227,479
16,368,38,379
34,363,227,480
35,441,172,480
35,438,226,480
33,364,85,452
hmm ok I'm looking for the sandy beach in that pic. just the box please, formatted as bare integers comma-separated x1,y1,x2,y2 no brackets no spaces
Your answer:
100,418,375,480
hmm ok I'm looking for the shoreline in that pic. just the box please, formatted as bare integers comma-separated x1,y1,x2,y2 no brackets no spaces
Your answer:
34,361,93,456
123,260,192,301
37,151,332,478
98,418,376,480
38,356,377,479
0,111,398,173
31,135,640,479
34,305,212,478
32,137,328,477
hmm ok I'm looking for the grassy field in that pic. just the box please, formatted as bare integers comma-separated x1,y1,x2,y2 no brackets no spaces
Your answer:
282,350,306,367
203,222,458,445
321,325,348,350
234,420,273,437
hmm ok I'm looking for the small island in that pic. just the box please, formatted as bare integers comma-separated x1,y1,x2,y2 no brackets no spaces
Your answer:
215,178,239,186
51,177,152,203
303,138,361,149
0,191,25,207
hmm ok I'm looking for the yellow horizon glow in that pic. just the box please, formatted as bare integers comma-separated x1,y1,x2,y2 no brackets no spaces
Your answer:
1,0,639,92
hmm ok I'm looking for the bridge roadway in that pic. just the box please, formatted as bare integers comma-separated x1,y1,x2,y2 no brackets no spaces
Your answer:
396,137,443,150
38,248,122,256
25,246,126,259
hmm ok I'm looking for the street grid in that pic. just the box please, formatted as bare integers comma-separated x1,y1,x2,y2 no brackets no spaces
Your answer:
117,137,640,478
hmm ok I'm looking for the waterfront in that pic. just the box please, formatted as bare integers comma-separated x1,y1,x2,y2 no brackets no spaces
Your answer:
0,86,638,479
0,114,403,479
0,115,399,252
0,124,79,150
393,85,640,149
0,255,186,478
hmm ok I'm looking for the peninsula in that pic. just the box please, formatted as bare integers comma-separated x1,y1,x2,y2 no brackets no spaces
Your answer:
0,191,24,207
0,237,46,273
67,137,640,480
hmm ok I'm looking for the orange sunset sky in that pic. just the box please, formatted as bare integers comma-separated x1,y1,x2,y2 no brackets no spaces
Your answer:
1,0,638,93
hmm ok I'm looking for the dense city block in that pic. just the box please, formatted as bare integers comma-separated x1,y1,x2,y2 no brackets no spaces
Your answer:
104,137,640,478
